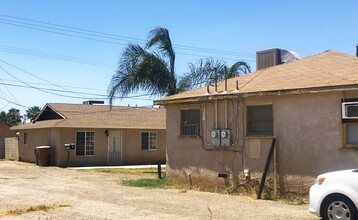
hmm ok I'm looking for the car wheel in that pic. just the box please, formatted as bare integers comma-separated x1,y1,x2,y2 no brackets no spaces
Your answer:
322,195,358,220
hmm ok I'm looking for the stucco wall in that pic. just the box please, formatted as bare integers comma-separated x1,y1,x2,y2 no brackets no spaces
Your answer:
124,129,166,165
0,123,12,138
165,91,358,192
16,127,166,167
18,128,52,163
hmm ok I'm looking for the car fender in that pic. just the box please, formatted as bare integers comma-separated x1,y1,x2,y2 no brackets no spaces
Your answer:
318,184,358,211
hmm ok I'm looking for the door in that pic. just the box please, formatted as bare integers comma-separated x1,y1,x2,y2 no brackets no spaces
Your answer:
108,131,122,165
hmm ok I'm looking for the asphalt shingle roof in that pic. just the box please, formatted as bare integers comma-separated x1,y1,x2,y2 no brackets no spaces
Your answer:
155,50,358,104
12,103,166,130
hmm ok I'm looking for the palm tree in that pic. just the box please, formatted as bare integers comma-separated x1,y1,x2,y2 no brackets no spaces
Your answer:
179,58,251,90
108,27,181,105
26,106,41,122
0,111,11,124
108,27,251,103
7,108,22,126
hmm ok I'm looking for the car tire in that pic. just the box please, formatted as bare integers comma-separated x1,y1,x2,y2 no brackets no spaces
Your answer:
322,195,358,220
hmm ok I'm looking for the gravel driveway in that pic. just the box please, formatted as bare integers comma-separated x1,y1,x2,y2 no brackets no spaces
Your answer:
0,161,318,219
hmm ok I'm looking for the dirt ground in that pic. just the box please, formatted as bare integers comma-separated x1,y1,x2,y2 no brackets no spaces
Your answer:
0,161,318,219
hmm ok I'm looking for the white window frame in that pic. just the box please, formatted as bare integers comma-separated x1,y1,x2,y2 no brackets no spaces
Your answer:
75,131,95,156
342,102,358,119
141,131,157,151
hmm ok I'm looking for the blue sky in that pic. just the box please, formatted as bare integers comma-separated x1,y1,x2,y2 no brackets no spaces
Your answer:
0,0,357,116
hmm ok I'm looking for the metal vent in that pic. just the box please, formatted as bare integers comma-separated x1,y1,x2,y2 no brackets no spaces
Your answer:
256,48,301,70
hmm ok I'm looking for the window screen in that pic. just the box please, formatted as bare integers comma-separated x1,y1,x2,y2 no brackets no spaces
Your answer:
247,105,273,136
76,131,95,156
141,132,157,150
181,109,200,136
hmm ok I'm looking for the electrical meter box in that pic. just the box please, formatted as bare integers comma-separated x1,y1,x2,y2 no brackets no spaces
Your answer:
64,144,71,151
64,143,76,151
211,129,221,146
220,129,232,146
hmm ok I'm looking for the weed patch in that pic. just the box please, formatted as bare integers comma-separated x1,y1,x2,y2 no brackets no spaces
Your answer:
0,204,71,217
122,178,166,188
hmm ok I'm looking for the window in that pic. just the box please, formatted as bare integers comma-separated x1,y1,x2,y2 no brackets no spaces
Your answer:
180,109,200,136
342,100,358,148
141,132,157,150
76,131,95,156
345,124,358,145
24,132,28,145
247,105,273,136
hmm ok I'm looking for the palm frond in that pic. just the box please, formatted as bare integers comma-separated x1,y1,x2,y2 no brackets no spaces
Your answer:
227,61,251,78
145,27,175,60
178,58,225,91
108,44,171,105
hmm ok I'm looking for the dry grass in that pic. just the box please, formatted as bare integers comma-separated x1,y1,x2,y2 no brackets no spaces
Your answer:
77,167,166,178
0,204,71,217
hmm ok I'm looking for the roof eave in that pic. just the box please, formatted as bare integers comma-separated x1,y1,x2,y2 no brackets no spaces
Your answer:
11,125,166,130
155,84,358,105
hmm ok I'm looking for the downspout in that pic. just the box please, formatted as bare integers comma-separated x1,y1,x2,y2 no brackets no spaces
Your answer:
202,102,215,146
215,99,218,129
225,99,228,129
241,97,245,175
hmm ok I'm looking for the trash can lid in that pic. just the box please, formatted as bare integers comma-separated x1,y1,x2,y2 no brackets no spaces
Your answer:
36,146,51,149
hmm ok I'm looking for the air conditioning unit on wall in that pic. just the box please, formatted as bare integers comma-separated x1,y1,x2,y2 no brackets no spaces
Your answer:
342,102,358,119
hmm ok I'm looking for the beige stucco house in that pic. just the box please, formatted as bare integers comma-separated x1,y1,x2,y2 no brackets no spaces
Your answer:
154,50,358,192
12,103,166,167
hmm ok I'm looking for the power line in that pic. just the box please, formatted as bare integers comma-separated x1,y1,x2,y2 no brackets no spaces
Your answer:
0,78,21,104
0,82,156,101
0,18,254,62
0,62,162,101
0,13,255,58
0,94,30,108
0,44,116,68
0,15,255,62
0,59,88,98
0,78,105,91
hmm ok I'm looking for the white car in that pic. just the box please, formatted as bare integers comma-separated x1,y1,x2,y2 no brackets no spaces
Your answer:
309,169,358,220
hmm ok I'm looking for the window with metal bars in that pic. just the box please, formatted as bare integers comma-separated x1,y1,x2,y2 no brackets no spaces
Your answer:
180,109,200,136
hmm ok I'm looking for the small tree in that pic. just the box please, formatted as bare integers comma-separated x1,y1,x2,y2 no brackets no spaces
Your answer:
7,108,22,126
0,111,11,125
